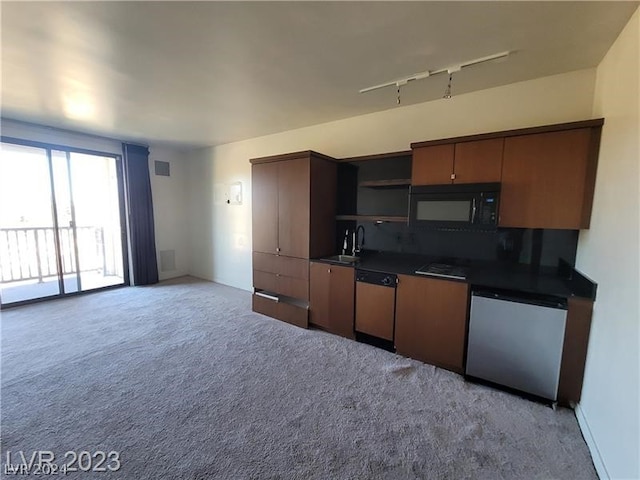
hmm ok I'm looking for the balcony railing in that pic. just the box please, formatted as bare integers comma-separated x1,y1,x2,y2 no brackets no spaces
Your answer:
0,226,119,284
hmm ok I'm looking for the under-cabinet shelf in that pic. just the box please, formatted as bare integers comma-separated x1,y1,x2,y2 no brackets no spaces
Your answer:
336,215,408,223
358,179,411,188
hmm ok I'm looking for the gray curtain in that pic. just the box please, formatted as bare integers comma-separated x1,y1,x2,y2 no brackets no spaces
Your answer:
123,143,158,285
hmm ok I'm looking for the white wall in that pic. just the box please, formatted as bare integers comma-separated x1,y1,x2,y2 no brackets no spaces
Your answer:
188,68,597,291
575,8,640,480
149,146,191,280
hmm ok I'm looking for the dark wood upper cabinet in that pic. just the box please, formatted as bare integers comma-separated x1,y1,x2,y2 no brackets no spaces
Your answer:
411,144,455,185
394,274,469,373
412,139,504,186
499,127,601,229
309,262,355,339
251,162,279,255
453,138,504,184
277,158,311,258
251,151,337,258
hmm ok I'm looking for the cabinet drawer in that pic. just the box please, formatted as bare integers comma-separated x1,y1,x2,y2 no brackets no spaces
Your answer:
253,269,309,300
252,293,308,329
277,301,309,328
276,274,309,300
252,292,279,318
253,252,309,279
253,270,277,292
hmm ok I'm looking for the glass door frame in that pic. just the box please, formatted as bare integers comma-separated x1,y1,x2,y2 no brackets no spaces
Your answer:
0,136,130,308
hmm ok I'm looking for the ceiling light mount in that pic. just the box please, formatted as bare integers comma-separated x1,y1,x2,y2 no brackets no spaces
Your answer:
359,50,510,100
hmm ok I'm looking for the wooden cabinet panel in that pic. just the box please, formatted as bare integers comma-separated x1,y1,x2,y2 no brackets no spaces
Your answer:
253,252,309,280
453,138,504,184
557,297,593,406
310,263,355,338
251,151,337,328
252,294,308,328
277,255,309,280
309,157,338,258
355,282,395,341
395,274,469,373
276,274,309,300
278,159,310,258
253,270,277,292
412,144,455,185
252,293,278,319
309,262,331,330
329,265,355,339
499,129,594,229
252,162,279,254
253,252,277,273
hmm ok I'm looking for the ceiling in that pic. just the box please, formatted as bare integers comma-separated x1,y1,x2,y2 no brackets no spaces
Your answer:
1,2,637,148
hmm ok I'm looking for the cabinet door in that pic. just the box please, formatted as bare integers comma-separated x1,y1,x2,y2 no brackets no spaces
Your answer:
309,262,331,329
252,162,279,254
395,274,469,373
453,138,504,184
328,265,355,339
499,129,592,229
355,282,395,341
278,159,310,258
412,144,455,185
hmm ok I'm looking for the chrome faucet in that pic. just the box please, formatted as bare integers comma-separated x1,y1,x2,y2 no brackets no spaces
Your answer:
353,225,365,256
342,229,349,255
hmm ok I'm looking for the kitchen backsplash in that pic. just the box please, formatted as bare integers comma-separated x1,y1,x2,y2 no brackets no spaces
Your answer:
341,221,579,267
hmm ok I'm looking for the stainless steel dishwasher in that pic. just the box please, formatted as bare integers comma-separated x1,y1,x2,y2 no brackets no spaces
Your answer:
466,290,567,401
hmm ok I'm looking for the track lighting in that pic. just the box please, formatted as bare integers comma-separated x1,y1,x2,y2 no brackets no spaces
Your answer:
359,50,510,103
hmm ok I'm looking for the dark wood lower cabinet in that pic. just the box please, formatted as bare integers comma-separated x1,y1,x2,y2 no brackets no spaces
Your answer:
557,297,594,406
309,262,355,339
394,274,469,374
252,293,308,328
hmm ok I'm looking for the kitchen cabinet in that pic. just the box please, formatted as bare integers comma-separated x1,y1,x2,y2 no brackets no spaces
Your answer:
411,138,503,186
394,274,469,373
309,262,355,339
499,128,601,229
251,151,337,327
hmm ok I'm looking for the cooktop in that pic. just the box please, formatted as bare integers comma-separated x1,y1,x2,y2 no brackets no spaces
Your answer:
415,263,468,280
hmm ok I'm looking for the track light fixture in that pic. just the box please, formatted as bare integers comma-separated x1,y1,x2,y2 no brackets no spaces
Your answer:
359,50,510,103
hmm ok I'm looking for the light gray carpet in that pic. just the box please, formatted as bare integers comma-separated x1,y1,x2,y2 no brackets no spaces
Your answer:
1,276,596,479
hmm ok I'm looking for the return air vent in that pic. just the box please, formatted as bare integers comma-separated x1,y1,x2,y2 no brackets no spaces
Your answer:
154,160,170,176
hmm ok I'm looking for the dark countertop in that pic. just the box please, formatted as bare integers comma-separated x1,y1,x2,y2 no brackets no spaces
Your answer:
313,250,596,300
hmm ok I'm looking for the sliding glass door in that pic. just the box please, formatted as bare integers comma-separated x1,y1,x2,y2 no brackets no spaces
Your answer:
0,140,127,305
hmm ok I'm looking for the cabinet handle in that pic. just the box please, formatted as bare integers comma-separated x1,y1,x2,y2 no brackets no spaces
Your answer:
451,173,456,180
276,247,281,253
255,292,279,302
471,197,477,224
328,268,331,273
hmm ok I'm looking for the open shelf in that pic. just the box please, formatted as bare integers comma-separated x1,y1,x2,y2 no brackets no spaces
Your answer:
358,179,411,188
336,215,408,223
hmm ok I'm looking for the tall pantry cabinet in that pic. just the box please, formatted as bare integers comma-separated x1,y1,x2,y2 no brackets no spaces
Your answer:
250,151,337,328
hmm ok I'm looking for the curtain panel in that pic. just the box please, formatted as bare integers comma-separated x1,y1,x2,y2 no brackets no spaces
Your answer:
123,143,158,286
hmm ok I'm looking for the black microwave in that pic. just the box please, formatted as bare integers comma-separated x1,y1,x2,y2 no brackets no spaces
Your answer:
408,183,500,229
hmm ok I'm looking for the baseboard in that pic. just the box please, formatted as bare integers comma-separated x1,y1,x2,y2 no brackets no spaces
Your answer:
575,403,609,479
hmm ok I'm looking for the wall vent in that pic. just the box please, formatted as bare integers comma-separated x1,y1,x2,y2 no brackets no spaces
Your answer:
160,250,176,272
154,160,170,176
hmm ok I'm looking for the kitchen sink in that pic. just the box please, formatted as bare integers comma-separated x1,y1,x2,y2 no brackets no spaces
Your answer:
323,254,360,265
